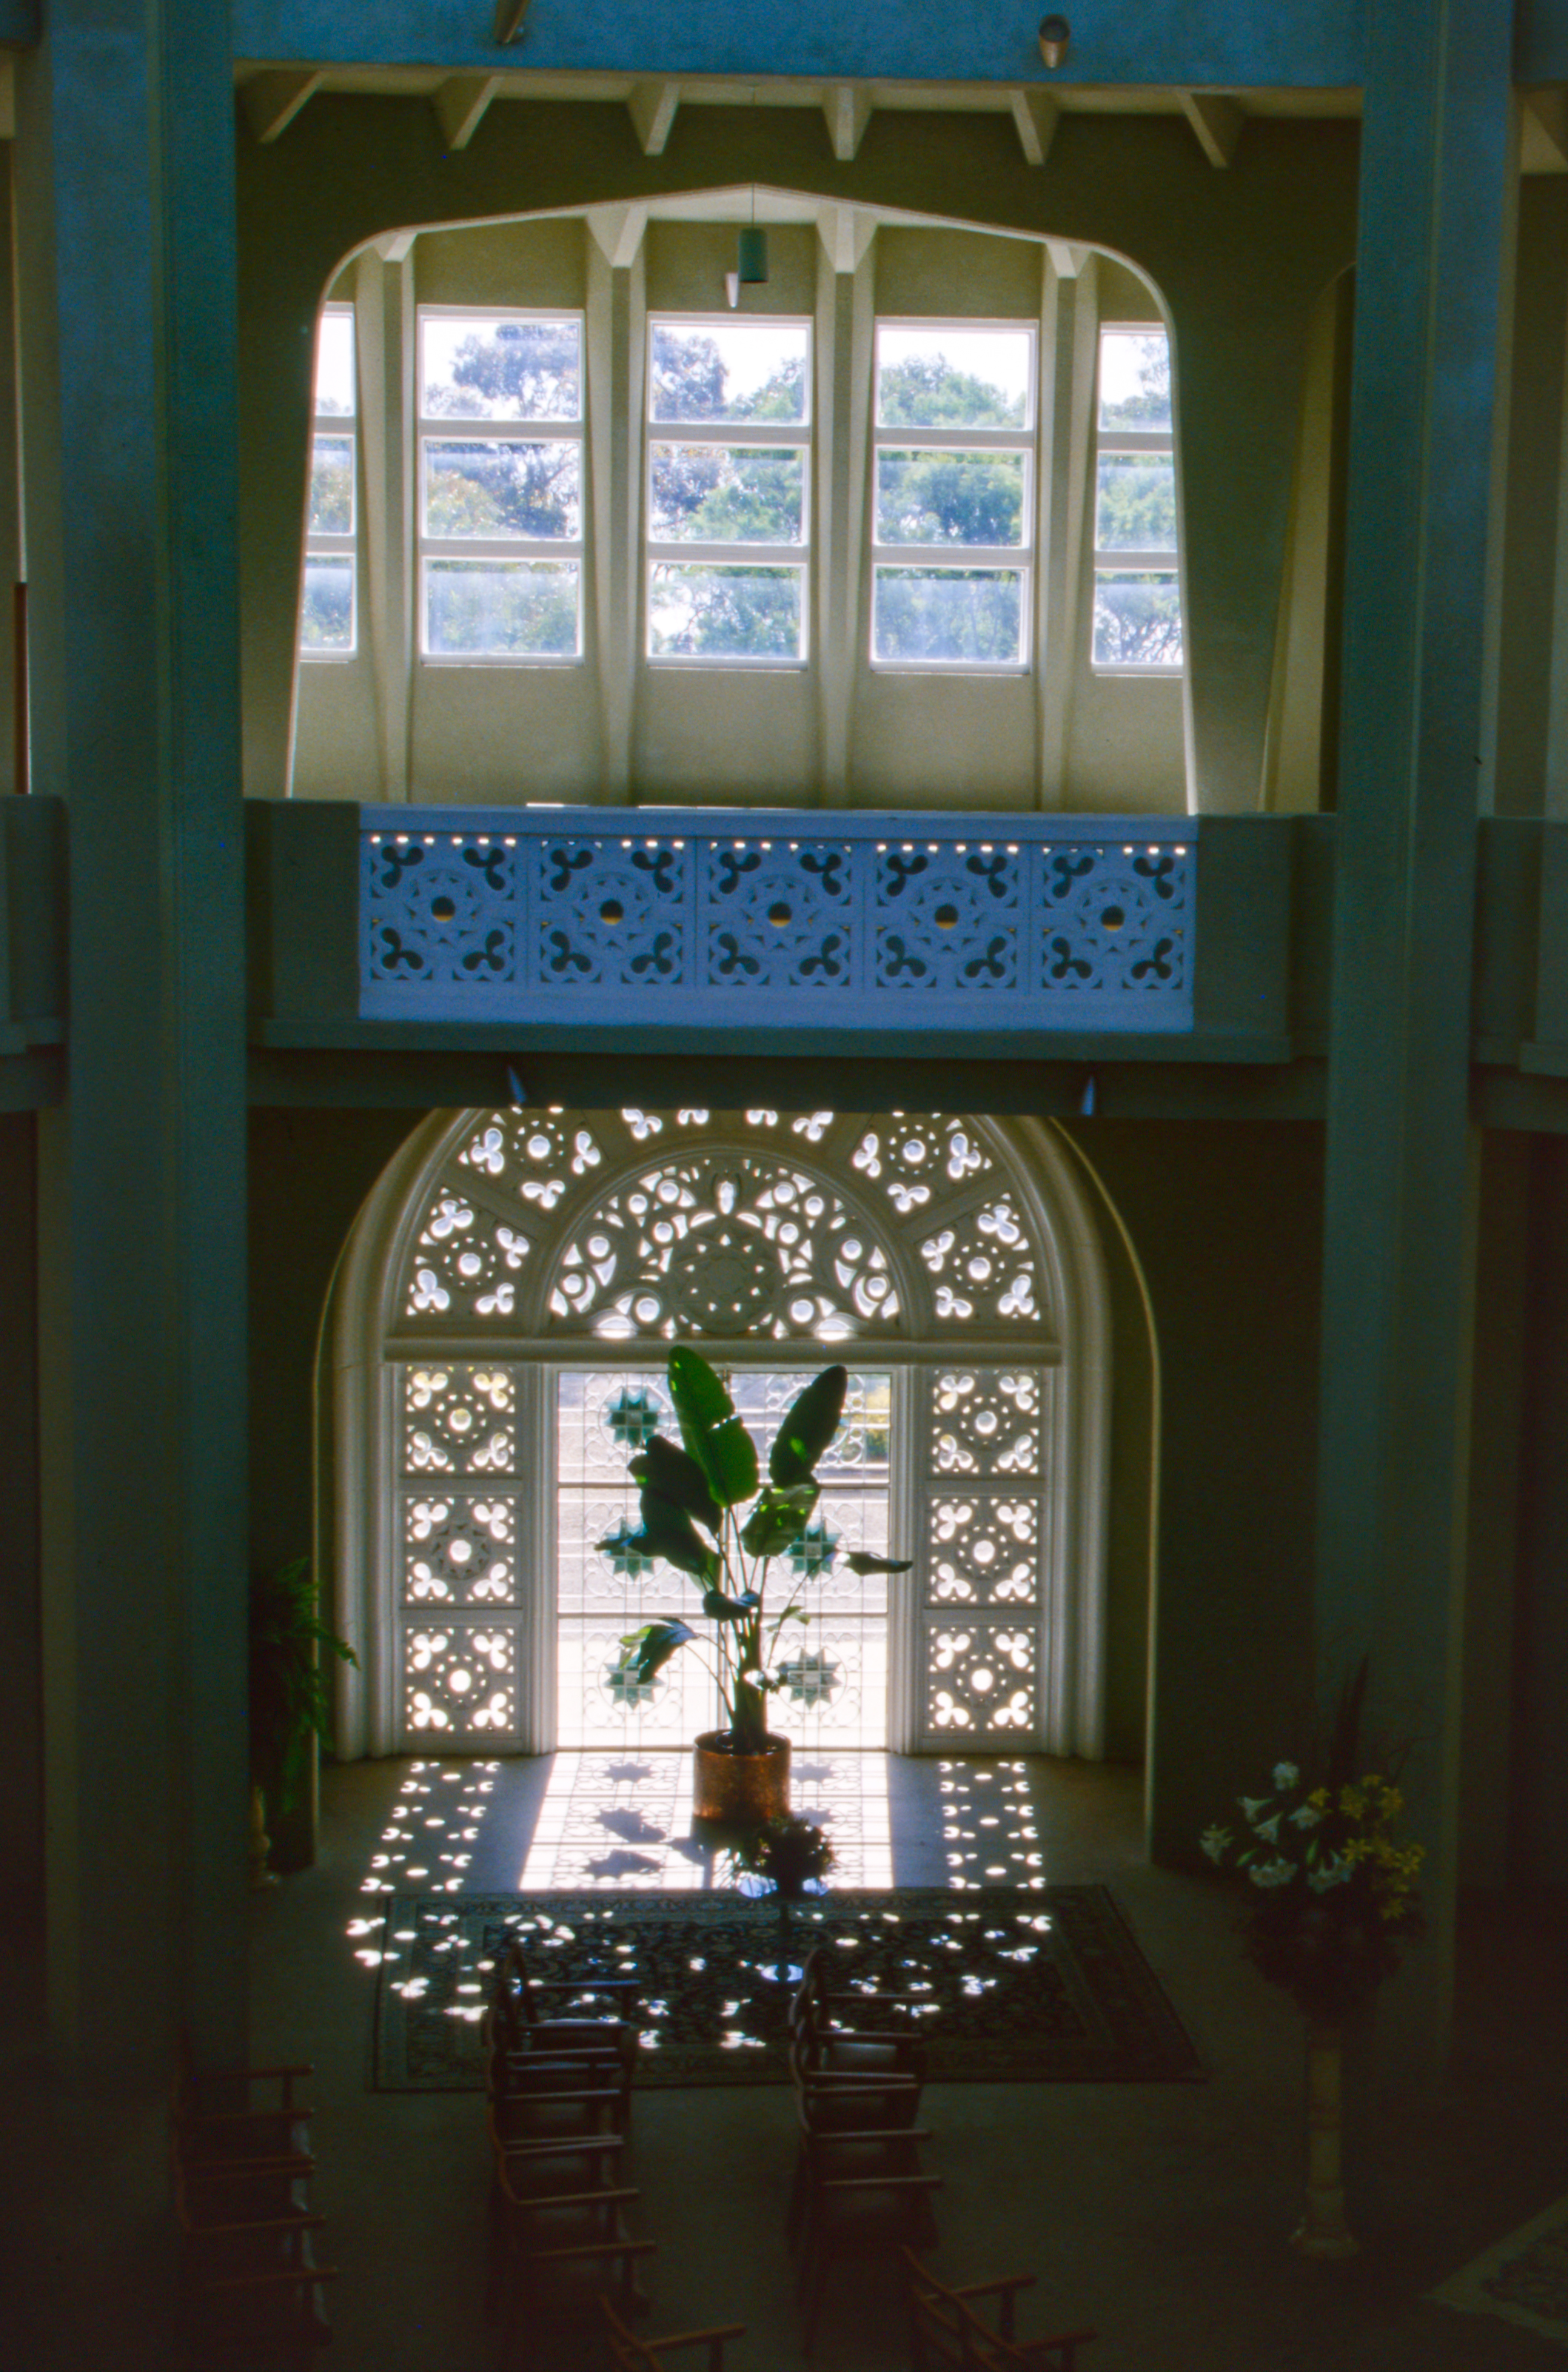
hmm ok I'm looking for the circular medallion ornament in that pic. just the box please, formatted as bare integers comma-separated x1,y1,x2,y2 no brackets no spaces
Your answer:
666,1224,777,1332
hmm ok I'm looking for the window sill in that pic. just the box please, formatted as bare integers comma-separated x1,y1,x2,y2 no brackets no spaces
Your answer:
419,655,586,669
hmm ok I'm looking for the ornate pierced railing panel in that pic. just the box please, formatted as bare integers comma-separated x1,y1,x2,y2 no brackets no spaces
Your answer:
360,808,1195,1035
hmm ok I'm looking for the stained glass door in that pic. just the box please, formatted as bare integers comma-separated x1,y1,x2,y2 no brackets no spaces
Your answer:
555,1367,894,1751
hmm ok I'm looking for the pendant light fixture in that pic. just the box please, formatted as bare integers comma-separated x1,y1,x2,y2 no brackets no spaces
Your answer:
726,187,769,308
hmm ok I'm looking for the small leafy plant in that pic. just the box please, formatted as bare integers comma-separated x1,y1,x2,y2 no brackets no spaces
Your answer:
1201,1663,1425,2024
249,1555,358,1816
601,1348,911,1757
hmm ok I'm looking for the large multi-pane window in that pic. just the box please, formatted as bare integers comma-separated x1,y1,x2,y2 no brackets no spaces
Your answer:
870,322,1035,669
645,316,812,664
1090,324,1183,671
301,306,356,655
418,309,585,660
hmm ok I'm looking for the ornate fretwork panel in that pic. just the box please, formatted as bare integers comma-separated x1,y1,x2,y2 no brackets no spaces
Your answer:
402,1495,518,1607
402,1365,516,1474
403,1625,516,1734
911,1367,1051,1748
926,1624,1038,1734
406,1190,532,1319
360,811,1195,1032
545,1152,902,1341
931,1370,1045,1476
849,1117,993,1216
918,1198,1038,1325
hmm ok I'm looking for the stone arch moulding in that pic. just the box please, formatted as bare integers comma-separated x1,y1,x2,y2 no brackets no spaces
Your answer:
331,1105,1111,1763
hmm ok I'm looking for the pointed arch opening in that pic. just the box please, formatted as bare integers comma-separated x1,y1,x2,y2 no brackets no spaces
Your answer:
331,1105,1112,1763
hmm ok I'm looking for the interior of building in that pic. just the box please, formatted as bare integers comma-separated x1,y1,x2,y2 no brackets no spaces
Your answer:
7,1,1568,2365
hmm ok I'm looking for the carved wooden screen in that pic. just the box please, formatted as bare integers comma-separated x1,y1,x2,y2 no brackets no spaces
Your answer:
381,1107,1066,1753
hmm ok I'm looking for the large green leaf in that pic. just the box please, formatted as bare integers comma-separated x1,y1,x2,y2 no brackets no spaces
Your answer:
701,1587,760,1623
629,1435,722,1535
843,1551,914,1575
740,1483,819,1558
637,1485,721,1584
668,1346,760,1507
768,1365,848,1486
620,1620,695,1684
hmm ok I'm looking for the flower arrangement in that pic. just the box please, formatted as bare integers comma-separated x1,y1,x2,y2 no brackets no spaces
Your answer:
1201,1666,1425,2025
727,1813,837,1901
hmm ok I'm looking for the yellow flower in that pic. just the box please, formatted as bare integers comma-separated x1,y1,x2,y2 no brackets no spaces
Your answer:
1339,1784,1365,1818
1307,1788,1330,1812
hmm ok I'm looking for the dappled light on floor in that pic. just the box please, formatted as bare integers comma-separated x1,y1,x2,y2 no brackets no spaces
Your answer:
345,1760,500,1974
517,1750,894,1889
934,1759,1045,1889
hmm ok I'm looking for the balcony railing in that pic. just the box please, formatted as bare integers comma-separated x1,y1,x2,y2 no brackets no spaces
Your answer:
359,807,1196,1036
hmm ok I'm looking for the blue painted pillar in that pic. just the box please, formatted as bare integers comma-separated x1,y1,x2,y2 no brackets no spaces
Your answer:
1313,0,1515,2072
15,0,248,2082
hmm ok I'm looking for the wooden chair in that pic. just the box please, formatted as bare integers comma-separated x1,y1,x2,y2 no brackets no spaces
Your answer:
788,2034,940,2353
489,1934,641,2076
483,2015,634,2144
600,2295,747,2370
790,1949,930,2085
171,2051,335,2368
903,2250,1096,2371
491,2137,655,2369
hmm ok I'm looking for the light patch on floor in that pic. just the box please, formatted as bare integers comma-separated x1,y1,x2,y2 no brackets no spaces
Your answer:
517,1749,894,1889
1429,2193,1568,2348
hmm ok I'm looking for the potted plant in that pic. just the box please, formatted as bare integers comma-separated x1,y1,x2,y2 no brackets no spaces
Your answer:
600,1349,909,1826
248,1555,357,1886
1201,1663,1425,2258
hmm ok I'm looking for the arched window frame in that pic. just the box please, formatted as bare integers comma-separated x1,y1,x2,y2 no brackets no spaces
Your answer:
330,1107,1112,1760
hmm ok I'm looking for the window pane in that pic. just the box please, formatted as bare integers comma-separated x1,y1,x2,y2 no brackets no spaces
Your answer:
875,327,1031,430
876,450,1027,549
649,323,809,426
647,563,804,660
426,559,580,657
1095,455,1176,552
422,316,582,423
873,568,1024,666
1091,572,1183,668
649,445,805,545
301,557,354,651
424,440,581,539
309,436,355,535
1098,331,1172,432
314,312,355,418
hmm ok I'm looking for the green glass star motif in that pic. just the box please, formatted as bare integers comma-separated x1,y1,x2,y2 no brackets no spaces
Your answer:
603,1387,664,1450
599,1518,657,1578
774,1649,842,1708
788,1520,841,1577
603,1654,660,1709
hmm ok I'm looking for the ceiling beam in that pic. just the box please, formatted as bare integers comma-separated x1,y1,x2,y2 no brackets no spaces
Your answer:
824,84,873,162
817,203,877,275
1178,90,1245,167
1045,236,1090,280
586,201,650,271
627,78,680,156
433,74,502,151
240,70,324,146
492,0,531,41
375,230,418,264
1008,88,1059,167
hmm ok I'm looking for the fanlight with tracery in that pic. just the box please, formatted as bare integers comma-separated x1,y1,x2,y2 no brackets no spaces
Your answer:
395,1106,1052,1343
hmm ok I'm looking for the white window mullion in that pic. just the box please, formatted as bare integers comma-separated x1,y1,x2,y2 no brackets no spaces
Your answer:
1091,322,1184,674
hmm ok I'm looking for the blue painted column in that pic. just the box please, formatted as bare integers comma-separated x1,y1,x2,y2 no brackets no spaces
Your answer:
1313,0,1514,2072
16,0,248,2082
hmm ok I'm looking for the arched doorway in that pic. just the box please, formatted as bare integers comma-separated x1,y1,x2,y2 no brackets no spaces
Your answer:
330,1105,1112,1762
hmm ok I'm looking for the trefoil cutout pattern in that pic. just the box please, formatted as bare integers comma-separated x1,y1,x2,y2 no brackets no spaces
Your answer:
361,809,1194,1032
386,1109,1058,1749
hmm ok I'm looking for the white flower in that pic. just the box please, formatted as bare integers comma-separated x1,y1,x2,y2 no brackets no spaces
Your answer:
1239,1797,1271,1823
1253,1813,1282,1845
1273,1762,1300,1791
1200,1826,1231,1863
1247,1857,1298,1889
1307,1857,1352,1893
1288,1803,1322,1829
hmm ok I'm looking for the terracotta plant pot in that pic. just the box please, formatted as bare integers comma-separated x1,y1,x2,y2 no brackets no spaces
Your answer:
692,1730,791,1826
